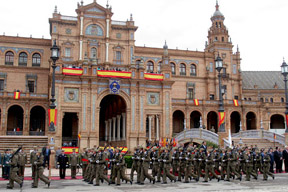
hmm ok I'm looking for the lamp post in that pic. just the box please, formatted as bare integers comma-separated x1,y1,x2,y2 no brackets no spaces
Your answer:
215,54,225,132
281,59,288,133
49,40,60,132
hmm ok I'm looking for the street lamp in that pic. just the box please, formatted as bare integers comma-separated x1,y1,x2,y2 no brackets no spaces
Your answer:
215,54,225,132
281,59,288,133
49,40,59,132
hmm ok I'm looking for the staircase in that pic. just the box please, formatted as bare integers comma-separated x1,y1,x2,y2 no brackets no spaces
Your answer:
0,136,48,163
232,138,285,149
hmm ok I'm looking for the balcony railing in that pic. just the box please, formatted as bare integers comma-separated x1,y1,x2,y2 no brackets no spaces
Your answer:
7,131,23,136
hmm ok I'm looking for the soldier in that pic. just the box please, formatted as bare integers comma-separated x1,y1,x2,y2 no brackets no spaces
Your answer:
94,148,110,186
136,146,144,184
18,148,27,180
226,148,242,181
115,149,132,185
140,147,155,185
184,147,198,183
88,148,98,184
6,149,23,189
172,147,179,175
220,149,228,180
83,148,93,182
2,149,11,180
30,146,38,180
244,149,258,181
130,146,139,182
197,148,206,180
57,150,68,179
204,149,220,182
158,148,165,182
69,148,79,179
162,147,176,184
213,148,221,176
178,147,186,181
238,148,246,174
151,146,161,182
81,148,89,179
262,150,275,180
32,150,50,188
254,148,262,175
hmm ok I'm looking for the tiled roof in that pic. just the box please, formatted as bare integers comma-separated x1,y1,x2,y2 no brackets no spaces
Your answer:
242,71,284,90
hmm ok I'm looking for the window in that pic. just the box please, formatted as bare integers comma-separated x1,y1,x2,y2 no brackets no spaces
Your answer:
244,98,247,101
222,37,225,42
260,98,264,102
171,63,176,75
0,80,4,91
265,98,268,102
5,51,14,65
53,26,57,33
219,22,222,28
65,48,71,57
18,52,28,66
136,60,141,69
209,94,215,100
91,48,97,59
248,98,252,101
214,37,218,41
180,63,186,76
270,98,274,103
130,33,134,40
233,64,237,74
222,68,227,74
32,53,41,66
210,62,213,72
216,22,218,28
281,98,285,103
234,96,239,100
116,33,121,39
116,51,122,61
190,64,196,76
188,88,194,99
157,62,162,73
146,61,154,72
28,81,35,93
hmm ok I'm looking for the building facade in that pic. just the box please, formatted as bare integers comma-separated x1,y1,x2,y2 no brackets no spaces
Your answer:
0,1,286,149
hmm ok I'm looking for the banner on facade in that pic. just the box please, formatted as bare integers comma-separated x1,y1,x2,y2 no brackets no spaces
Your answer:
286,114,288,130
218,112,226,127
97,70,132,79
62,68,83,76
194,99,199,106
14,91,20,100
48,109,57,126
144,73,164,81
233,99,239,107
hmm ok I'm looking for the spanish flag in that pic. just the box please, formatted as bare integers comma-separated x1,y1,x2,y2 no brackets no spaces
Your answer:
97,70,132,79
233,99,239,107
78,133,81,140
62,68,83,76
144,73,164,81
48,109,57,126
162,138,166,147
14,91,20,100
194,99,199,106
218,112,226,127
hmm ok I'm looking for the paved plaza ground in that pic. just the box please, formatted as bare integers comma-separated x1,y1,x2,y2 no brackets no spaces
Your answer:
0,168,287,192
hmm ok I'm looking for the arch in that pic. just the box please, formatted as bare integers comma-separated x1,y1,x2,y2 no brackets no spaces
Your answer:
97,89,131,108
146,60,154,72
270,114,285,129
230,111,241,133
207,111,218,132
246,112,257,130
32,53,41,66
190,64,197,76
29,106,46,135
190,111,202,128
18,52,28,66
170,62,176,75
180,63,186,75
173,110,185,134
7,105,24,135
85,24,104,36
5,51,14,65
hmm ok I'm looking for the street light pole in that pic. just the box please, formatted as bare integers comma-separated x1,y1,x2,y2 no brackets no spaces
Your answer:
49,40,59,132
215,54,225,132
281,59,288,133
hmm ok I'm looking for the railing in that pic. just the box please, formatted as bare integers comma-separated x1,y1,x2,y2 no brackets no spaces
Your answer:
232,130,261,138
61,16,78,21
174,128,219,145
7,131,23,136
111,20,127,26
29,131,45,136
263,131,285,146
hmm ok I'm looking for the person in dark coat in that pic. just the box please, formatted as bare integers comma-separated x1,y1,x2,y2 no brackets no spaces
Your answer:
274,147,281,173
57,150,68,179
268,148,274,173
42,145,51,170
278,147,283,173
282,146,288,172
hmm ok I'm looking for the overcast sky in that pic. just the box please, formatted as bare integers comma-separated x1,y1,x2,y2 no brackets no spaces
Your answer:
0,0,287,71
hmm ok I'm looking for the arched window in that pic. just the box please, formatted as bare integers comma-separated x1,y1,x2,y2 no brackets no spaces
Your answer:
32,53,41,66
5,51,14,65
91,48,97,59
171,63,176,75
136,60,141,69
157,61,162,73
190,64,196,76
146,61,154,72
281,98,285,103
18,52,28,66
180,63,186,76
270,98,274,103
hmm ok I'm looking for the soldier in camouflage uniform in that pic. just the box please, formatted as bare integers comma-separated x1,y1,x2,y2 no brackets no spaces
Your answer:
30,146,38,180
69,148,79,179
94,148,110,186
244,149,258,181
136,146,144,184
81,148,89,178
171,147,179,176
238,148,246,174
140,148,155,185
83,148,93,182
184,148,198,183
226,148,242,181
197,148,206,180
262,150,274,181
6,149,23,189
130,147,139,182
220,148,228,180
88,148,98,184
204,149,220,182
32,150,50,188
254,148,262,175
18,148,27,180
151,146,161,182
178,147,186,181
162,147,176,184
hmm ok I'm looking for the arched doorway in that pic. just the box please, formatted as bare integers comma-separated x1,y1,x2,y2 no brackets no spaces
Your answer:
7,105,23,135
30,106,46,135
62,113,78,147
270,115,285,129
99,95,126,146
207,111,218,132
230,111,241,133
173,110,185,134
246,112,257,130
190,111,201,128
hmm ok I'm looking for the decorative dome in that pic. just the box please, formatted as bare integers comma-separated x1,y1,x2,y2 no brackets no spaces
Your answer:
213,1,224,17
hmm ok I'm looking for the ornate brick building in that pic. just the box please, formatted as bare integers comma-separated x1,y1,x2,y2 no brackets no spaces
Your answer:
0,1,285,149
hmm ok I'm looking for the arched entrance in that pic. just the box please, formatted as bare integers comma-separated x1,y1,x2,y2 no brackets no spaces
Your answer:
30,106,46,135
207,111,218,132
246,112,257,130
270,115,285,129
190,111,201,128
173,110,185,134
99,95,126,146
230,111,241,133
62,113,79,147
7,105,23,135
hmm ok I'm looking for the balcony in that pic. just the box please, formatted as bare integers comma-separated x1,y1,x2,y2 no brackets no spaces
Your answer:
180,72,186,76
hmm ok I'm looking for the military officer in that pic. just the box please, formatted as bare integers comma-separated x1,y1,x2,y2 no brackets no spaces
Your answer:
32,150,50,188
226,148,242,181
6,149,23,189
171,147,179,175
262,150,275,180
184,147,198,183
88,148,98,184
162,147,176,184
30,146,38,180
204,149,220,182
197,148,206,180
130,146,139,181
178,147,186,181
69,148,79,179
94,148,110,186
244,149,258,181
57,150,68,179
220,149,228,180
81,148,89,178
151,146,161,182
18,148,27,180
254,148,262,175
140,147,155,185
136,146,144,184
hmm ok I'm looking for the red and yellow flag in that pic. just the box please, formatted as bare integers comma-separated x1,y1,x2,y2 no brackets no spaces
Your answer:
48,109,57,126
218,112,226,127
14,91,20,100
78,133,81,140
62,68,83,76
194,99,199,106
162,138,166,147
144,73,164,81
286,114,288,130
97,70,132,79
233,99,239,107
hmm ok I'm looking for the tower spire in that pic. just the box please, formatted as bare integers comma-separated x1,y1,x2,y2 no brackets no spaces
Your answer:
216,0,219,11
54,5,57,13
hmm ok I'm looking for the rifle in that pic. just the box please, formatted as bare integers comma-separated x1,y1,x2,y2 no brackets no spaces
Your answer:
9,146,22,161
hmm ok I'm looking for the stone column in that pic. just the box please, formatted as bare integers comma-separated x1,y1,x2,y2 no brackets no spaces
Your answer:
108,119,112,142
112,117,116,141
105,120,108,141
156,115,160,141
117,115,121,141
122,113,126,140
148,115,152,141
